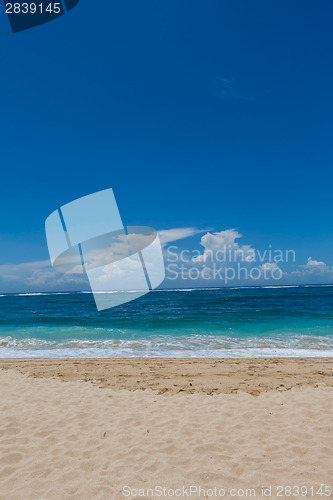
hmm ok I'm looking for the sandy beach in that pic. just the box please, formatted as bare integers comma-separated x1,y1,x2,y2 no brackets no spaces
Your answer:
0,359,332,499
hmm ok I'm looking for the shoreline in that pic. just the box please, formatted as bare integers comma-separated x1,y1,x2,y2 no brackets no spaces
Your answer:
1,357,332,395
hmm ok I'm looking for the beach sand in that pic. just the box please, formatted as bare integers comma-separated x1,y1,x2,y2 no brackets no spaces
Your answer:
0,359,332,499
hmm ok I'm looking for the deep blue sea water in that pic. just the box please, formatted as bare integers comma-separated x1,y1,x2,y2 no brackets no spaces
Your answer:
0,286,333,358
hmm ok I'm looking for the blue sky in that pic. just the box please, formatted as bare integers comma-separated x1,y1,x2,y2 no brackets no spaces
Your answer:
0,0,333,291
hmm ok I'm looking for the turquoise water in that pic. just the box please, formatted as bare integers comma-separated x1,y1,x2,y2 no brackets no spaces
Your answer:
0,286,333,357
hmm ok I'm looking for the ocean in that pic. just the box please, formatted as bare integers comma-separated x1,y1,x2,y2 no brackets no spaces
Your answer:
0,285,333,358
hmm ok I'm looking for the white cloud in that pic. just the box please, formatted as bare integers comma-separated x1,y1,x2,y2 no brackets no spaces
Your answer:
284,256,333,284
0,227,205,293
304,257,327,268
259,262,283,280
192,229,254,264
0,259,89,293
1,228,333,292
158,227,207,245
260,262,281,272
163,228,333,287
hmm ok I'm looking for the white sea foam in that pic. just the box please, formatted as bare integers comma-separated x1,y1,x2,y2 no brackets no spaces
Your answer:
262,285,299,289
16,292,72,297
0,334,332,359
18,293,44,296
0,346,332,359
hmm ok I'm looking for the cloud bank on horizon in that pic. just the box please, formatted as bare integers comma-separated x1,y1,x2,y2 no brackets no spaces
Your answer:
0,227,332,293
